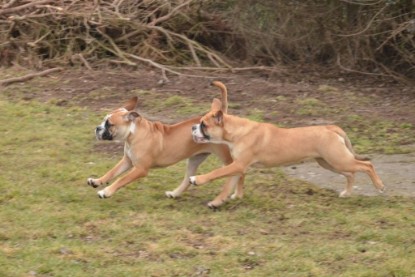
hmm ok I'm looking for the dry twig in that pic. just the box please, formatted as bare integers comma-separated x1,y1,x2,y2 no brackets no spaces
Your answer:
0,67,63,86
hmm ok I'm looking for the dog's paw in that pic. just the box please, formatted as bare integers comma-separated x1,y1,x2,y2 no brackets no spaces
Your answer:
230,192,243,200
207,201,220,210
189,176,197,186
378,186,386,194
165,191,178,198
87,178,100,188
207,199,224,209
97,189,108,199
339,190,351,198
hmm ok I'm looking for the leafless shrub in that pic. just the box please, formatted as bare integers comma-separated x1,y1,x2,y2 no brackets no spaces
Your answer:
0,0,233,76
0,0,413,80
220,0,414,79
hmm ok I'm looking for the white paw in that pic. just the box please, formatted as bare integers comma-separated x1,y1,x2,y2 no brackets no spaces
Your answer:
208,198,226,209
97,189,107,199
378,186,386,194
207,201,219,209
230,192,243,200
339,190,351,198
165,191,178,198
87,178,100,188
189,176,197,186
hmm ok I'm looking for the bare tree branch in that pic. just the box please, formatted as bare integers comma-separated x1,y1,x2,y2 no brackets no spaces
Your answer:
0,0,55,16
0,67,63,86
148,0,193,27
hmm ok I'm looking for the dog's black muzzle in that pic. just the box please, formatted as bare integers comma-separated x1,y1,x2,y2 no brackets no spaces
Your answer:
192,123,210,141
96,126,113,141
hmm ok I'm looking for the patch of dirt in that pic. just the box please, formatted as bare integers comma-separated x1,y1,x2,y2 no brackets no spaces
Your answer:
6,67,415,126
1,66,414,196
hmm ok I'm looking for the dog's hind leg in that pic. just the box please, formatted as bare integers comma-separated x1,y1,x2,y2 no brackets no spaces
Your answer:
338,172,355,197
321,134,385,193
165,153,210,198
315,158,355,197
231,174,245,200
351,160,385,193
318,156,385,195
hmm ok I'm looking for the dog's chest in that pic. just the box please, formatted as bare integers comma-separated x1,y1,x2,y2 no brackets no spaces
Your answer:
124,143,138,162
229,145,240,159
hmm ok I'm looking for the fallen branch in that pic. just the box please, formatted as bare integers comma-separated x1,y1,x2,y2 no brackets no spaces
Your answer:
0,0,54,16
169,65,282,73
148,0,193,27
95,28,136,66
2,0,19,9
0,67,63,86
127,53,223,79
148,25,232,68
336,55,387,77
71,54,93,70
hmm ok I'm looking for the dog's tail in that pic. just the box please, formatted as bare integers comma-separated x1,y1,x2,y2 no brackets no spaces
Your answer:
210,81,228,114
328,125,371,161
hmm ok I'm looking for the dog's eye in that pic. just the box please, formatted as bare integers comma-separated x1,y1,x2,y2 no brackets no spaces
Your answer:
105,120,113,128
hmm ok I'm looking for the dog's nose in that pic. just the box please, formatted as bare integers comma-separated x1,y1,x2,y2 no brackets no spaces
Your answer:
96,126,103,133
192,125,197,131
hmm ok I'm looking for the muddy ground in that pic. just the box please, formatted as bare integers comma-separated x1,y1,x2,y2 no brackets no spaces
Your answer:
2,66,414,196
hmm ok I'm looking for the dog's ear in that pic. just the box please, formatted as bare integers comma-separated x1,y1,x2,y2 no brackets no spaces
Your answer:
211,98,223,126
124,111,140,122
213,110,223,126
211,98,222,112
124,96,138,111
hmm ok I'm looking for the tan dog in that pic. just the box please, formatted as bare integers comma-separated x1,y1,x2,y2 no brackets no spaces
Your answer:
87,82,243,207
189,98,385,201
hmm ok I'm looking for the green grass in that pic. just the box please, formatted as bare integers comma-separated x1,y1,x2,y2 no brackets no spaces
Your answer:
132,90,210,117
263,89,414,154
247,108,266,122
343,115,414,154
1,97,415,276
294,97,331,116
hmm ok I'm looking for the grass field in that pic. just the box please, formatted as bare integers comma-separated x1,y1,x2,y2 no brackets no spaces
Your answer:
1,96,415,277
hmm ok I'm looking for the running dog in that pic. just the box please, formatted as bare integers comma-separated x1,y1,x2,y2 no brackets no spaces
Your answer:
87,82,243,207
190,97,385,205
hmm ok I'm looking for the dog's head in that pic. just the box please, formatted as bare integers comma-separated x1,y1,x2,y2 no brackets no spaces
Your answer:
95,97,140,141
192,98,225,144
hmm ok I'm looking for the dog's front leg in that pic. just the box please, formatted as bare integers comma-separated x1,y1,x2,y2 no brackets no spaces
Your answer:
97,166,148,198
208,175,242,208
189,161,246,186
87,155,132,188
